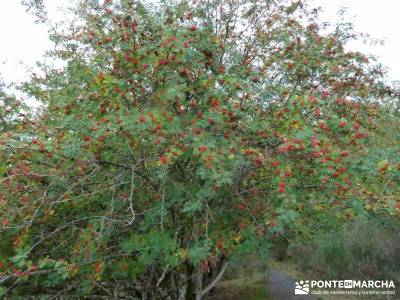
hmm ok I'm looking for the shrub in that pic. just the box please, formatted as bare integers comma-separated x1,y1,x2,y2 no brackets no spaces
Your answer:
0,0,398,298
289,218,400,280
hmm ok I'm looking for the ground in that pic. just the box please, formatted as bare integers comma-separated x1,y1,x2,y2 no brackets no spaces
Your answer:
206,272,268,300
206,259,393,300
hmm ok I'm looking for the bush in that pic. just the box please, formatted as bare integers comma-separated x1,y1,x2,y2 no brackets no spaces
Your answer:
289,218,400,281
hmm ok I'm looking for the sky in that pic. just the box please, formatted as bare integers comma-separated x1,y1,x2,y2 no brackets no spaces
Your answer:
309,0,400,83
0,0,64,85
0,0,399,87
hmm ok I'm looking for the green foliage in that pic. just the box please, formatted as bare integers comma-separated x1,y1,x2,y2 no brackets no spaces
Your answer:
0,0,399,298
289,217,400,280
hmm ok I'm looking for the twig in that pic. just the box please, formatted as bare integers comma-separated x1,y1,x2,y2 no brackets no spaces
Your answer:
160,186,165,232
127,166,136,225
93,280,115,297
201,260,229,297
156,265,169,287
10,216,125,259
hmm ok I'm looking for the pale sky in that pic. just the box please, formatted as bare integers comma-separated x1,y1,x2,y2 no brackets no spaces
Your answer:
310,0,400,83
0,0,399,87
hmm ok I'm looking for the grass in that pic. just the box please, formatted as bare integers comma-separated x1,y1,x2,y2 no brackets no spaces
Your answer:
269,258,306,279
205,253,269,300
269,259,394,300
206,273,269,300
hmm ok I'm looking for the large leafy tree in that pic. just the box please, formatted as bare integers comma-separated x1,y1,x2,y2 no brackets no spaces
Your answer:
0,0,398,298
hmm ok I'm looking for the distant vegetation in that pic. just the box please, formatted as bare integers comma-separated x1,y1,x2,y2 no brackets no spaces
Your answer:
0,0,399,298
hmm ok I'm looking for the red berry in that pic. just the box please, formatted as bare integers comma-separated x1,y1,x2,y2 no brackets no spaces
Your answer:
287,144,295,151
192,127,201,135
278,182,286,193
159,156,168,164
271,161,280,167
335,98,344,105
198,145,208,152
244,149,254,155
253,158,263,167
211,98,219,109
138,115,146,123
355,132,364,139
309,96,318,105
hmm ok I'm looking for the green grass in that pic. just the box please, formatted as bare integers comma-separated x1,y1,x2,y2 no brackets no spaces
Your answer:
206,273,269,300
269,259,394,300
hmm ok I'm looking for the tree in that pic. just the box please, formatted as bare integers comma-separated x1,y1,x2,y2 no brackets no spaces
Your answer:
0,0,398,298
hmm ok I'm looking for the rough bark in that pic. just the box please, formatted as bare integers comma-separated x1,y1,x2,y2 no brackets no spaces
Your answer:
185,263,195,300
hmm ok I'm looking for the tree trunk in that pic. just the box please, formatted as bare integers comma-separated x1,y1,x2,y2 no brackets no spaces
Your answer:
185,263,195,300
194,267,203,300
185,260,228,300
200,260,228,299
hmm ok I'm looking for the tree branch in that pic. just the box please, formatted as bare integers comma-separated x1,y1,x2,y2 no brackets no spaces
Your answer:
200,260,228,298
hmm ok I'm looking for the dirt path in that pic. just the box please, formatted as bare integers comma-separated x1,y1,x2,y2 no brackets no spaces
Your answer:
268,269,316,300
